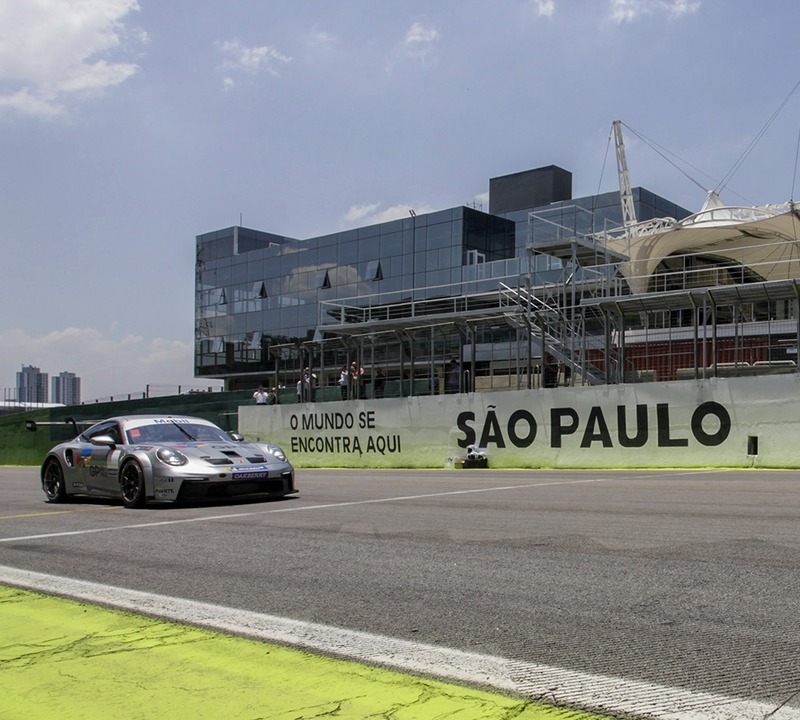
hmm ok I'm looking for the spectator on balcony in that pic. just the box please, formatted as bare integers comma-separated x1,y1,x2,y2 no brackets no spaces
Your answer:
445,359,460,394
350,361,364,399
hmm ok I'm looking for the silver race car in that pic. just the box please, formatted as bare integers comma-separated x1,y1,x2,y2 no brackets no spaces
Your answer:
29,414,296,508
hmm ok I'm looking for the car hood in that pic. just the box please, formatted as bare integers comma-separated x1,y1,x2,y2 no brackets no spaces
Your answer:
156,442,285,466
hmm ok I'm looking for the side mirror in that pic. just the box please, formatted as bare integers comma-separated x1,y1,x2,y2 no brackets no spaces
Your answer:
90,435,117,447
227,432,244,442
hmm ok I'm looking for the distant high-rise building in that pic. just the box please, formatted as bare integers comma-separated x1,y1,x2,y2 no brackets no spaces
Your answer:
52,371,81,406
17,365,48,403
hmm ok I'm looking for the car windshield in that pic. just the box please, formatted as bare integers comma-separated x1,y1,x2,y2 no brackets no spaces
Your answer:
126,422,232,444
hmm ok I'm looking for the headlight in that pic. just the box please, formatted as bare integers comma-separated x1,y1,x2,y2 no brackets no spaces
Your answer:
156,448,188,466
265,444,286,461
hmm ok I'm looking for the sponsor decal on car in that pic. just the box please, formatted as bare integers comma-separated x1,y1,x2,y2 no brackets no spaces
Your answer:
232,465,270,480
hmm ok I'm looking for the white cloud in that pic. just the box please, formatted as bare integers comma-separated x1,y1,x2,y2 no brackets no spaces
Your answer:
668,0,701,17
217,39,291,86
610,0,639,22
404,22,439,60
0,89,63,118
344,203,381,223
343,193,489,229
341,202,434,228
473,192,490,210
307,26,337,50
534,0,555,17
0,328,219,402
0,0,143,117
610,0,700,23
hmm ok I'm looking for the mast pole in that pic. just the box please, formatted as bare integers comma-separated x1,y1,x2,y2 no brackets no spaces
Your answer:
613,120,638,230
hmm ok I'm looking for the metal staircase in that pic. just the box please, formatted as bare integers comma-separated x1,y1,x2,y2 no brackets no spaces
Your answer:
499,282,606,385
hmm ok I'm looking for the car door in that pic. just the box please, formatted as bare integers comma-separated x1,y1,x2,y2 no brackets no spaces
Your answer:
78,421,126,497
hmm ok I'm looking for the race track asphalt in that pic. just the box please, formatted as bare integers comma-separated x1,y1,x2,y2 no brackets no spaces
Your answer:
4,466,800,719
1,583,605,720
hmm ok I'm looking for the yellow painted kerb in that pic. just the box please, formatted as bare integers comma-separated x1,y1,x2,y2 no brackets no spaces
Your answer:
0,584,609,720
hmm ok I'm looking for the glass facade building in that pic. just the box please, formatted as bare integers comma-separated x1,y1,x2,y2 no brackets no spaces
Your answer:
195,166,690,393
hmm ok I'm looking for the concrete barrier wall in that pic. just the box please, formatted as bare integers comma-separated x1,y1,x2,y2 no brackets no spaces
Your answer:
239,374,800,469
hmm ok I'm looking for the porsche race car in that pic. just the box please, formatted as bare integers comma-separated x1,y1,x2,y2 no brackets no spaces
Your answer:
29,414,296,508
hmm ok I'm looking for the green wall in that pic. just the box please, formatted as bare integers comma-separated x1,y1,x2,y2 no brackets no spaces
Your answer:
0,392,249,466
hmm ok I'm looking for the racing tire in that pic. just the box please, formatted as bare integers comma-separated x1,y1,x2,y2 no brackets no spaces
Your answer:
120,460,147,509
42,459,67,503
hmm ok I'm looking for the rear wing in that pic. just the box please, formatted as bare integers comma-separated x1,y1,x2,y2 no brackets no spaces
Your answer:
25,418,98,435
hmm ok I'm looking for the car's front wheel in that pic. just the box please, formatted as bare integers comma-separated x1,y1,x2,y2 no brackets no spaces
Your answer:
120,460,146,508
42,459,67,503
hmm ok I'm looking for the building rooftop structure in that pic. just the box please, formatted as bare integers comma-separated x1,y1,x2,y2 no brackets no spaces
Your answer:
195,160,800,399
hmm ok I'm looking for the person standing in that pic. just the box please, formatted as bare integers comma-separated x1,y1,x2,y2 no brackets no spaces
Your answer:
374,367,386,398
543,354,559,388
267,387,279,405
253,385,269,404
339,366,349,400
350,361,364,399
445,359,460,394
303,367,318,402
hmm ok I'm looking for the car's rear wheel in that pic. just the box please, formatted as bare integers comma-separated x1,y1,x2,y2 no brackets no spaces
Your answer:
120,460,146,508
42,459,67,503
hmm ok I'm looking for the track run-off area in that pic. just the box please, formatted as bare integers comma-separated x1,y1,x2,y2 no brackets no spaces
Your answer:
1,466,799,719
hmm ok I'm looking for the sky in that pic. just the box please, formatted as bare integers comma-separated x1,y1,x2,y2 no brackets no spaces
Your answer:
2,0,800,402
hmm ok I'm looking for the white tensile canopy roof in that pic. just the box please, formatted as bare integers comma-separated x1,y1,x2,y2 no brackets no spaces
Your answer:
602,193,800,294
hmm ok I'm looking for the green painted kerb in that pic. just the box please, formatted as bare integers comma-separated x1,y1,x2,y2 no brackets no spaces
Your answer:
0,585,609,720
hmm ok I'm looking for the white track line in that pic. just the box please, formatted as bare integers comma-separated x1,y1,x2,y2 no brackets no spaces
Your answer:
1,565,797,720
0,470,723,544
0,477,606,543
